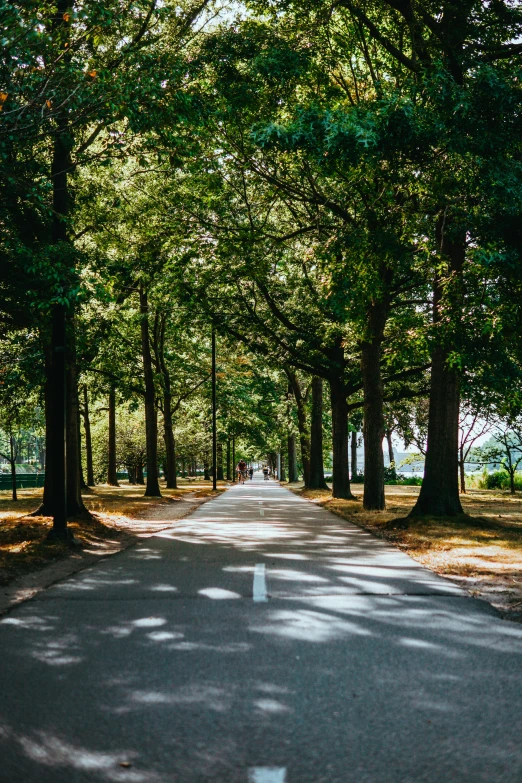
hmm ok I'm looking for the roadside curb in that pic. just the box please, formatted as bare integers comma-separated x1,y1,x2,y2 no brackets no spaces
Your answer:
0,531,138,618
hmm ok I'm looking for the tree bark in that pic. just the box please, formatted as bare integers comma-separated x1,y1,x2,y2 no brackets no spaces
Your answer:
350,431,358,478
226,439,231,480
361,341,386,511
162,400,177,489
82,385,95,486
459,445,466,493
107,385,119,486
136,462,145,485
65,313,87,516
285,371,310,487
329,377,355,499
287,433,298,482
9,435,17,502
217,441,224,480
410,223,464,517
386,429,396,478
139,286,161,497
309,376,329,490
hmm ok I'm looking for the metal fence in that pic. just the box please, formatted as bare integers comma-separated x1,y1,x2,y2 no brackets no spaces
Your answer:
0,473,46,491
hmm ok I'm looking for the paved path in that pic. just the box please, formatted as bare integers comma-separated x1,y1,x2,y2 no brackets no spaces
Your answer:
1,476,521,783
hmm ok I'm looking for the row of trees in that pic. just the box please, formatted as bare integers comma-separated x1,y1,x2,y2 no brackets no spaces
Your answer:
2,1,522,535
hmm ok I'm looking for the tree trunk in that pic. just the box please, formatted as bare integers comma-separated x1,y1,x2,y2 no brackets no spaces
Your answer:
65,313,87,516
410,224,464,517
226,439,231,480
459,445,466,493
329,377,354,499
232,436,236,482
10,435,17,502
350,431,358,478
361,339,386,511
136,462,145,485
46,0,74,537
162,400,177,489
287,433,298,482
279,450,286,482
139,286,161,497
386,429,396,479
309,376,329,490
217,441,224,480
286,372,310,487
107,385,119,486
82,385,95,486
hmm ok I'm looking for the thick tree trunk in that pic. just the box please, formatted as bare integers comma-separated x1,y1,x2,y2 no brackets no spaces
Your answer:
309,376,329,490
82,385,95,486
107,385,119,486
410,224,464,517
139,287,161,497
329,377,354,499
65,313,87,516
361,337,386,511
279,450,286,482
286,372,310,487
46,0,74,537
136,462,145,485
350,431,358,478
287,433,298,482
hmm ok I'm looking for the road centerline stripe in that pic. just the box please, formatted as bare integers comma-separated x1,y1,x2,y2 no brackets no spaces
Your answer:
248,768,286,783
253,563,268,602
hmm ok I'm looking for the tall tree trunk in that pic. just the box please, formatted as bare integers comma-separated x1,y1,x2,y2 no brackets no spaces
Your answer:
34,338,54,515
136,462,145,485
226,439,231,480
459,445,466,493
232,436,236,482
350,430,358,478
309,376,329,490
329,377,354,499
46,0,73,537
217,441,224,480
78,402,87,490
139,286,161,497
279,449,286,482
361,341,385,511
107,385,119,486
386,429,396,479
65,312,87,516
410,223,464,517
162,398,177,489
82,385,95,486
285,371,310,487
9,435,17,502
287,433,298,482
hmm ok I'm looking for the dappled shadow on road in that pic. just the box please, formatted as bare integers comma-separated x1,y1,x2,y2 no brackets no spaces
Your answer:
1,480,522,782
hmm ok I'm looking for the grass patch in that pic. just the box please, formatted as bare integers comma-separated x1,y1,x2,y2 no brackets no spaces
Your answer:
0,479,228,586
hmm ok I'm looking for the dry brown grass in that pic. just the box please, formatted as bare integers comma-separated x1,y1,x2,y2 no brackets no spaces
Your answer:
288,482,522,620
0,479,228,585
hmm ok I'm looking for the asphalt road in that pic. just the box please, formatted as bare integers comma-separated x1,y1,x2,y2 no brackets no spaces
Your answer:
1,475,521,783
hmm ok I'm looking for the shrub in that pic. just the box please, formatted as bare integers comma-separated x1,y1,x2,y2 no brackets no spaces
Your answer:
479,471,522,490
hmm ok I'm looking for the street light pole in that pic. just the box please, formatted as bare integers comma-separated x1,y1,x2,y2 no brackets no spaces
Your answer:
212,328,217,491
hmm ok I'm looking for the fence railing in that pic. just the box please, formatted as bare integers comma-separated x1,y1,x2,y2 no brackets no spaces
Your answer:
0,473,46,491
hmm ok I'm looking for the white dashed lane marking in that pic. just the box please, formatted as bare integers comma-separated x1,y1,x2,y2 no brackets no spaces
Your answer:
248,768,286,783
253,563,268,602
